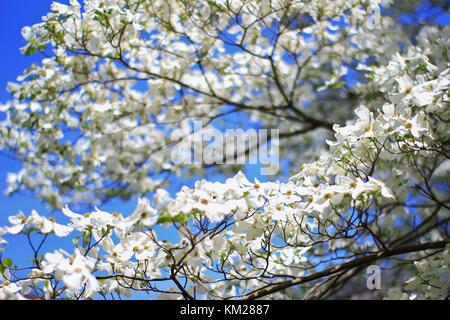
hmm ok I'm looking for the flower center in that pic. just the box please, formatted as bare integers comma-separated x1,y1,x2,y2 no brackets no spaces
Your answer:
133,246,142,253
140,211,148,219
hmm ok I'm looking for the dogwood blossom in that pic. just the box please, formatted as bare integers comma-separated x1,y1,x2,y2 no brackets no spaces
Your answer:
42,249,99,298
6,210,72,236
0,228,6,245
0,281,23,300
0,0,448,300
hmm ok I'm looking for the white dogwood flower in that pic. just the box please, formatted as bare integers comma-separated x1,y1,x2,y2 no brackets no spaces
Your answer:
5,211,30,234
42,249,99,298
129,198,158,227
30,210,73,237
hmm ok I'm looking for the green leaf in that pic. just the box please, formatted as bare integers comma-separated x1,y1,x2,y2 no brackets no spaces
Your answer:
3,258,13,268
172,214,189,224
330,81,346,89
157,214,173,224
157,212,192,225
24,45,38,56
72,237,80,246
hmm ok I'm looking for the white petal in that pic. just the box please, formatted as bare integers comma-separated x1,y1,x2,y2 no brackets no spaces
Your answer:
354,105,370,121
62,205,82,219
62,273,83,290
6,224,25,234
53,223,73,237
381,187,395,199
40,218,54,234
396,74,412,92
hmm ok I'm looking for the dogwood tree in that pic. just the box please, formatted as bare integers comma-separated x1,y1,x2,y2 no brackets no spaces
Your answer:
0,0,449,300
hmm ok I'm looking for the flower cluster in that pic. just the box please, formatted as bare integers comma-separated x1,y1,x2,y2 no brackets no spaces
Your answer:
6,210,72,237
0,0,402,206
0,1,449,300
386,245,450,300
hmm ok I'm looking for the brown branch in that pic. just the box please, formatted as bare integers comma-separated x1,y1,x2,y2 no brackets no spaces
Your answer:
241,240,450,300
